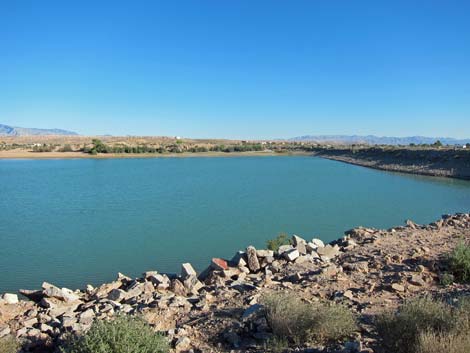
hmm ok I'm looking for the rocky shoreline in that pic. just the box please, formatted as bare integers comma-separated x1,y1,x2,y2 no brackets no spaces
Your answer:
1,213,470,353
313,147,470,180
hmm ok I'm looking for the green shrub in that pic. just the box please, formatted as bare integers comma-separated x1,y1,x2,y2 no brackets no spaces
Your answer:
376,297,470,353
266,233,291,252
262,292,356,345
60,315,169,353
448,242,470,283
0,336,19,353
59,144,74,152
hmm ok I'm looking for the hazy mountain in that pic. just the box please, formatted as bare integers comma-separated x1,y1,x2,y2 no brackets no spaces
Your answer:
289,135,470,146
0,124,78,136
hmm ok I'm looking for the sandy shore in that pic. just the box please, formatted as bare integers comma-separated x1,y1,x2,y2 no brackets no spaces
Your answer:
0,150,311,160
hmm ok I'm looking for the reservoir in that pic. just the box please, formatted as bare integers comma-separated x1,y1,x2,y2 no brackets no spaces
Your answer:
1,156,469,293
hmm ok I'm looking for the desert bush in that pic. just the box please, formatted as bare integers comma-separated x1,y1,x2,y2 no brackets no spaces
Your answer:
0,336,19,353
60,315,168,353
262,292,356,345
448,242,470,283
59,144,74,152
266,233,291,252
416,331,470,353
376,296,470,353
309,301,357,343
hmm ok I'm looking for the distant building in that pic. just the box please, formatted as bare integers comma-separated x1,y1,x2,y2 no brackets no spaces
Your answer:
463,144,468,149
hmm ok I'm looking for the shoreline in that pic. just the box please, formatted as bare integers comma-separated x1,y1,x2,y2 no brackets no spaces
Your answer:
1,213,469,352
0,150,311,160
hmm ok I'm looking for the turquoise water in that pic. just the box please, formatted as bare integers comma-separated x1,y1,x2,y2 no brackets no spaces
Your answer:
1,156,470,293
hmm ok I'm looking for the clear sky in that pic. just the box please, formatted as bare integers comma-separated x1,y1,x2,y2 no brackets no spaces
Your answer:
1,1,469,139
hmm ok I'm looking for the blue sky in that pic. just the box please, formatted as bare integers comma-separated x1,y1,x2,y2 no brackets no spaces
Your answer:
1,1,469,138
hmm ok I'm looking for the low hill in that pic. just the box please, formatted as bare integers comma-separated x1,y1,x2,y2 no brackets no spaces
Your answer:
0,123,78,136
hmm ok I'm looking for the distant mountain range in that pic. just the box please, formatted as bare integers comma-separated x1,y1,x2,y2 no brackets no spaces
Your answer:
289,135,470,146
0,123,78,136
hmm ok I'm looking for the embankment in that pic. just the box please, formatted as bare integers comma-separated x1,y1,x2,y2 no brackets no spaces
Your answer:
313,147,470,180
1,213,470,352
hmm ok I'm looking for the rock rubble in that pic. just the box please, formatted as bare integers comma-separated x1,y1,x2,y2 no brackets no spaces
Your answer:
1,213,470,353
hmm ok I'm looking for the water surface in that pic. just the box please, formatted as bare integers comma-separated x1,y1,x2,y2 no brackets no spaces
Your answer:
1,156,469,293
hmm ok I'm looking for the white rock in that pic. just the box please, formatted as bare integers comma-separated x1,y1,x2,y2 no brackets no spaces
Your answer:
311,238,325,248
181,263,197,279
278,244,293,254
175,336,191,352
2,293,18,304
292,234,306,246
283,249,300,262
60,287,80,302
256,250,274,258
42,282,79,302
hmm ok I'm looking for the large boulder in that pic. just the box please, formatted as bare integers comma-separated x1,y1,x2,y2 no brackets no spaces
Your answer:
171,279,187,296
316,244,340,260
230,251,247,267
310,238,325,249
292,235,306,246
107,289,127,302
19,289,43,302
93,280,123,299
147,274,170,290
246,246,260,272
2,293,18,304
211,258,228,271
42,282,79,302
181,263,197,279
283,249,300,262
256,250,274,258
278,244,293,255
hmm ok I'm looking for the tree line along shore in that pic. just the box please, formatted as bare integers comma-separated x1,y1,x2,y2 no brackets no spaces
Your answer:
1,213,470,353
1,136,470,180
